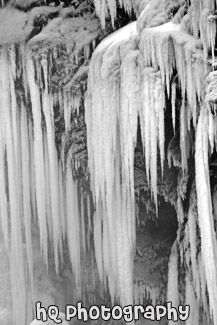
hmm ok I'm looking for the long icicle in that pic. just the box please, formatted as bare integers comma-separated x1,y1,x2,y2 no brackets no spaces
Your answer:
195,107,217,324
26,56,48,265
167,240,180,325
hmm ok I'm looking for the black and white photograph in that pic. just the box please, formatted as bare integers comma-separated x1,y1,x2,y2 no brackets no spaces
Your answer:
0,0,215,324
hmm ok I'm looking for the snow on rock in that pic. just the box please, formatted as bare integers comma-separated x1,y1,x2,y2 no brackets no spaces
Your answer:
0,6,61,43
137,0,185,31
0,8,27,43
28,14,101,52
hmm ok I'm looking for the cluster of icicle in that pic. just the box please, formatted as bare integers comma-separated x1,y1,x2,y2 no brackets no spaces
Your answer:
195,103,217,324
139,19,205,171
0,45,90,325
93,0,138,29
169,171,217,325
86,0,217,323
167,84,217,324
140,6,217,322
85,20,166,307
134,281,161,306
167,237,201,325
86,23,138,306
189,0,217,63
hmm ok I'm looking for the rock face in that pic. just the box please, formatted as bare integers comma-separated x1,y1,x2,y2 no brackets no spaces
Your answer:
0,1,217,325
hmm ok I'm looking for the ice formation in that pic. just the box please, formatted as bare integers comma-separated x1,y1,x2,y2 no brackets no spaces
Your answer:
0,7,103,324
0,46,88,324
86,0,217,323
93,0,136,28
86,22,139,306
0,0,217,324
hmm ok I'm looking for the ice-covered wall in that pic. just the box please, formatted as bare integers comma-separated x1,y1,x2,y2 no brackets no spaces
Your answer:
1,0,217,324
86,0,217,324
0,6,102,324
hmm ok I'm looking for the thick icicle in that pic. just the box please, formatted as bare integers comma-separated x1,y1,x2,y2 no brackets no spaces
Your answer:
86,22,137,306
42,56,61,271
93,208,103,282
0,47,27,325
187,196,200,299
65,163,81,288
139,69,165,205
167,240,180,325
20,102,33,290
195,107,217,324
185,273,200,325
27,56,48,264
171,82,176,133
0,78,9,248
93,0,135,28
0,29,91,324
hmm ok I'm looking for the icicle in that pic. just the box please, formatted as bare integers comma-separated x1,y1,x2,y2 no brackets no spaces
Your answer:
195,107,217,324
180,102,188,171
207,15,216,68
0,47,28,325
167,240,180,325
65,163,81,287
139,22,179,90
42,88,60,273
93,209,103,282
20,103,33,291
0,37,91,323
58,160,66,245
150,77,158,206
134,281,161,307
142,71,151,185
0,244,12,324
10,250,27,325
93,0,134,29
120,49,139,196
63,91,72,133
155,74,165,176
43,130,52,243
86,22,137,307
139,23,204,124
139,68,165,201
185,273,200,325
205,71,217,154
26,56,48,265
28,119,37,223
80,193,86,254
208,109,214,153
171,82,176,133
0,99,9,248
187,199,200,299
85,195,91,251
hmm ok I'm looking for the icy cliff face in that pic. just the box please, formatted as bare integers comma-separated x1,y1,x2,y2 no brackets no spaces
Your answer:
86,0,217,324
1,0,217,324
0,4,103,324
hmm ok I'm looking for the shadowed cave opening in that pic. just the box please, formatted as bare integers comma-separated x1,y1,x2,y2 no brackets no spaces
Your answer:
135,199,178,299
